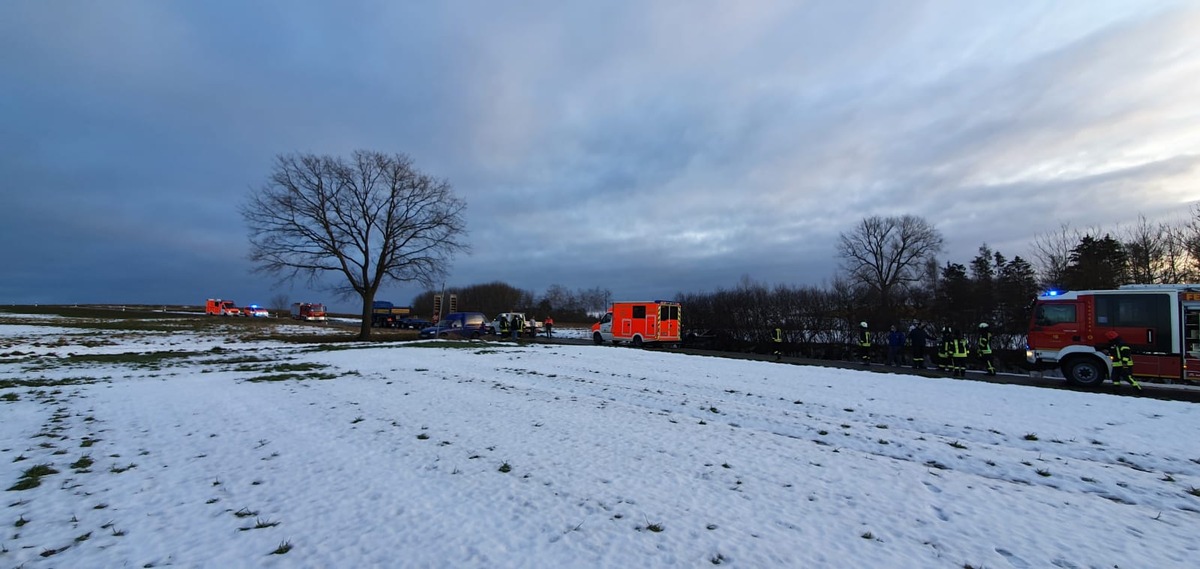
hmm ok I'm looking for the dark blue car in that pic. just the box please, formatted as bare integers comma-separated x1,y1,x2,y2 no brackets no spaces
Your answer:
418,312,490,340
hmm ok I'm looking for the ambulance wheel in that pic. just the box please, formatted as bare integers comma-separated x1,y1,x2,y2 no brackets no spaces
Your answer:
631,336,643,348
593,332,604,345
1062,356,1105,387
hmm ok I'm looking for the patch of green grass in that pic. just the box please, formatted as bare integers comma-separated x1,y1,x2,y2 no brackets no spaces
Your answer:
270,540,293,555
241,518,280,531
1036,469,1052,477
66,351,201,367
498,462,512,473
246,371,339,382
948,441,967,449
1187,487,1200,498
1,393,17,402
70,455,94,471
1023,433,1039,441
7,463,59,491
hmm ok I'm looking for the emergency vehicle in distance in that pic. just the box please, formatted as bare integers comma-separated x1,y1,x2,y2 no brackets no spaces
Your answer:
592,300,682,347
205,299,241,316
1026,284,1200,387
290,302,328,322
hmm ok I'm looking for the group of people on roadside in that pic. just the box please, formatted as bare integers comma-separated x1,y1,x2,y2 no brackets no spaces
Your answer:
854,321,995,377
497,314,555,340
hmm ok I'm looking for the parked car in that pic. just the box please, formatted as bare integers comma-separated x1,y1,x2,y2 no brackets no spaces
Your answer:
418,312,490,340
489,312,541,337
244,305,271,318
398,317,433,329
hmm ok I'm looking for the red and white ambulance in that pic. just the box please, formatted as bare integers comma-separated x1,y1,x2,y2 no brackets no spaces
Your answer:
591,301,682,347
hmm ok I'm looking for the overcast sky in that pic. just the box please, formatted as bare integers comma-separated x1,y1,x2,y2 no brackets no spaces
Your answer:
3,1,1198,314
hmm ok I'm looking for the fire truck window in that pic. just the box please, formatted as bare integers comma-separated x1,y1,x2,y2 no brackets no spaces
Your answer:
600,313,612,324
632,306,646,319
1094,293,1170,351
660,305,679,321
1036,304,1076,326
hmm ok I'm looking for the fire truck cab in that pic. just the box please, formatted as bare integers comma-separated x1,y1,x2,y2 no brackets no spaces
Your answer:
592,301,682,347
1026,284,1200,387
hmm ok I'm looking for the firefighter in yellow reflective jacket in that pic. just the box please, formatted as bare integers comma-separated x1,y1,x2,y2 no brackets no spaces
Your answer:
1104,331,1141,390
977,323,996,376
857,322,873,365
936,327,951,372
950,328,969,377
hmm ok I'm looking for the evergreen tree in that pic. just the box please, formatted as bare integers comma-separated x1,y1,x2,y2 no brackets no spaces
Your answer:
1061,234,1129,290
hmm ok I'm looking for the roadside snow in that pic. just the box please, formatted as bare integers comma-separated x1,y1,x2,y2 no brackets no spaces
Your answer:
2,315,1199,568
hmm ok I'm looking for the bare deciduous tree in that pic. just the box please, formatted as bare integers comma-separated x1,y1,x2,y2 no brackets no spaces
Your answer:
1121,215,1167,284
836,215,944,322
243,150,468,340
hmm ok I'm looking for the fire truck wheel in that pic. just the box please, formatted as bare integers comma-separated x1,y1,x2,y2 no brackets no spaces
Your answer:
1062,356,1106,387
631,336,643,348
593,332,604,345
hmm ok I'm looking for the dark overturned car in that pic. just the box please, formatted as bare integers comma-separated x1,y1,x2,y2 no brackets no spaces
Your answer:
417,312,490,340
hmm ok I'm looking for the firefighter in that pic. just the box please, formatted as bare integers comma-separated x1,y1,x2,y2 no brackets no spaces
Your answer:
771,327,784,361
498,315,509,337
908,323,927,370
1105,331,1141,390
977,323,996,376
857,321,873,365
950,327,969,377
936,327,950,372
544,316,554,338
510,314,522,340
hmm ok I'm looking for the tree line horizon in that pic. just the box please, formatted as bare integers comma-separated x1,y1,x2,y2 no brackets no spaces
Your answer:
414,208,1200,345
243,149,1199,341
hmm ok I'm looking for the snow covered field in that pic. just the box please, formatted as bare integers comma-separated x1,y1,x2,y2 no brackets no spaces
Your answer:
2,311,1200,568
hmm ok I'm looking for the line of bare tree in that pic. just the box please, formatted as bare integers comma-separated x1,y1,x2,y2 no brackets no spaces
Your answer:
408,282,612,323
677,208,1200,358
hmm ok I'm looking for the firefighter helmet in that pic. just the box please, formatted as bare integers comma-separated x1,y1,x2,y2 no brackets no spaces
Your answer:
978,322,988,329
859,321,867,328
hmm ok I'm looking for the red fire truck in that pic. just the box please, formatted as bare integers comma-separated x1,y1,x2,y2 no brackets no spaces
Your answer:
205,299,241,316
291,302,328,322
1026,284,1200,387
591,301,682,347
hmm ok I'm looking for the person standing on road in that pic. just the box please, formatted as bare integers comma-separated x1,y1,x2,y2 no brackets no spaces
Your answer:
857,321,873,365
950,328,969,377
976,323,996,376
544,316,554,338
510,314,522,340
908,324,928,370
886,325,905,366
772,326,783,361
1105,331,1141,390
